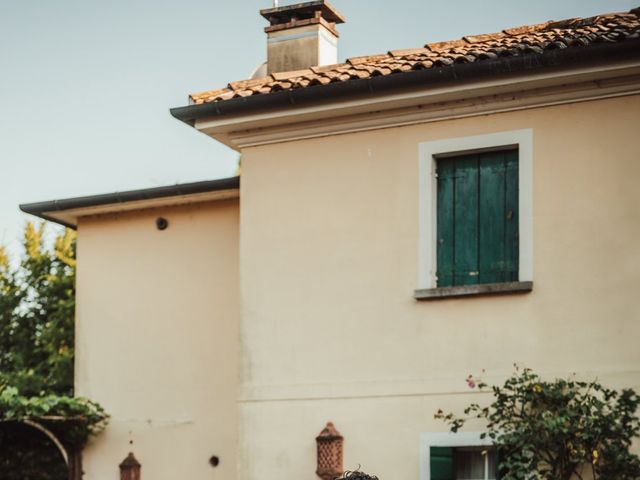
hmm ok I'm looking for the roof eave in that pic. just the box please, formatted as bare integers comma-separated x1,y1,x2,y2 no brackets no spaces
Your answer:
170,39,640,127
20,176,240,229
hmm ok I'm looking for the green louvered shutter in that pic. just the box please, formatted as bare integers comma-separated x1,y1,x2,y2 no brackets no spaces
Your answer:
430,447,454,480
436,150,519,287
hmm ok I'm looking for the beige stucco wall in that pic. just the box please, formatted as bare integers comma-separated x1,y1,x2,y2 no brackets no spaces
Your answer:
75,200,240,480
238,95,640,480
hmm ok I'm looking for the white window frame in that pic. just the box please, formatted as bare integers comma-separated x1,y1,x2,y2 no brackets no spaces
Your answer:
420,431,494,480
418,129,534,290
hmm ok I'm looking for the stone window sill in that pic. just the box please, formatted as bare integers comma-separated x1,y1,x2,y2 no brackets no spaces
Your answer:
414,281,533,300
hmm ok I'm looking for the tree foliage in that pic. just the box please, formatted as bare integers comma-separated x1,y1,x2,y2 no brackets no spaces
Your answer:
436,367,640,480
0,223,75,397
0,223,108,478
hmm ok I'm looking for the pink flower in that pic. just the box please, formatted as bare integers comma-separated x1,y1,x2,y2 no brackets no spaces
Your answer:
466,375,476,389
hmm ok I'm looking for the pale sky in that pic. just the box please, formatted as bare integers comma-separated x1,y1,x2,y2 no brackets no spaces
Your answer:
1,0,635,256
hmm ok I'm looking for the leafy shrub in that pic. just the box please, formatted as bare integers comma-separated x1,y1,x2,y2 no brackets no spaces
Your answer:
436,367,640,480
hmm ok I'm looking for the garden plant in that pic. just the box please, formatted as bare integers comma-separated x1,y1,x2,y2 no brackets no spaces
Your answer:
435,366,640,480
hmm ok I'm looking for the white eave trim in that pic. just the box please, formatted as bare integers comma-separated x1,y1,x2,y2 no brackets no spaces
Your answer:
194,61,640,150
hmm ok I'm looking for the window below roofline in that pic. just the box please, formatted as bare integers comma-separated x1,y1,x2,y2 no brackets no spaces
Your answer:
420,432,494,480
417,129,534,297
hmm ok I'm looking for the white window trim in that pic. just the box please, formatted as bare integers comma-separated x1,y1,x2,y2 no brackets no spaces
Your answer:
420,431,494,480
418,129,534,290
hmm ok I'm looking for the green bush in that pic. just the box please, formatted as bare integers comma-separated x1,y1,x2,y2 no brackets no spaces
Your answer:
436,366,640,480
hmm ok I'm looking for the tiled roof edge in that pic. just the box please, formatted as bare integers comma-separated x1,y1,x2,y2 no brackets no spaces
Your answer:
180,7,640,111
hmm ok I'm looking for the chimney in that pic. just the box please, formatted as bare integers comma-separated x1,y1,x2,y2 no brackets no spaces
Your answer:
260,1,346,75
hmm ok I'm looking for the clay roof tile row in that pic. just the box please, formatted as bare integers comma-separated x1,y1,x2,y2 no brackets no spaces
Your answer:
189,9,640,105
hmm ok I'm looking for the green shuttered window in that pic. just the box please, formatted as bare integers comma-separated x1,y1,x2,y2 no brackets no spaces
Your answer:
430,446,499,480
431,447,455,480
436,149,519,288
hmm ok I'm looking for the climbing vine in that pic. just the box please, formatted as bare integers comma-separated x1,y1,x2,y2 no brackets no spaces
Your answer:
0,386,108,448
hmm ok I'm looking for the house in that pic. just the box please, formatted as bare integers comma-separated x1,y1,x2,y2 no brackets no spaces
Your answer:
20,2,640,480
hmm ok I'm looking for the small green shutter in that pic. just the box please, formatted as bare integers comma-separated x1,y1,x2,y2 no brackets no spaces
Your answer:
495,447,504,480
437,159,456,287
504,151,519,283
436,150,518,287
430,446,454,480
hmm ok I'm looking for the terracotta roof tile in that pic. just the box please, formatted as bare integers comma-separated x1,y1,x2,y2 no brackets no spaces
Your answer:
347,54,390,66
311,64,344,74
389,47,431,57
188,8,640,105
228,77,271,91
463,32,506,44
272,69,313,81
428,38,469,51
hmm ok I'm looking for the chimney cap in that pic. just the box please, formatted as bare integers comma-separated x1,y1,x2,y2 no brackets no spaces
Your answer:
260,1,346,25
